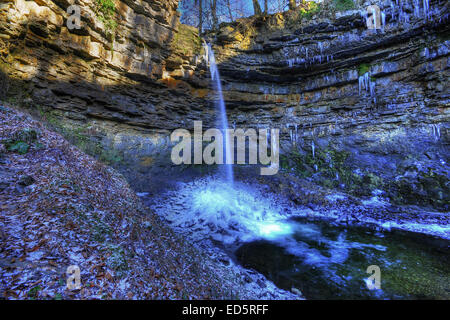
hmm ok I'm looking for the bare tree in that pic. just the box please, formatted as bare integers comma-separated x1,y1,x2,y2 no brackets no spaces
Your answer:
252,0,262,15
210,0,218,28
266,0,289,13
195,0,203,33
224,0,234,21
180,0,298,30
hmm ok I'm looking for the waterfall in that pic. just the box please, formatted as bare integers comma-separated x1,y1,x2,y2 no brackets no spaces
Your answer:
204,42,234,185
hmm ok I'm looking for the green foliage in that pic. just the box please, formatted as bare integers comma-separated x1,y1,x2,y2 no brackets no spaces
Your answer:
358,63,371,76
97,0,115,16
388,165,449,210
95,0,118,41
18,128,38,141
91,222,112,242
172,24,202,56
3,128,39,154
333,0,356,11
39,108,123,166
27,286,42,298
281,144,383,196
287,1,323,26
6,141,29,154
299,1,322,20
90,215,113,242
105,244,129,277
281,145,350,181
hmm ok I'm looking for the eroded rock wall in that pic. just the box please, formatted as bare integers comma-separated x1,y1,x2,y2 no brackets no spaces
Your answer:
0,0,449,200
0,0,211,188
206,0,449,176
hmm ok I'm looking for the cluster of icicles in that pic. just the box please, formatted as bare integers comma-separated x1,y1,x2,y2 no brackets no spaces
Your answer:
284,0,436,69
358,72,377,104
279,0,440,106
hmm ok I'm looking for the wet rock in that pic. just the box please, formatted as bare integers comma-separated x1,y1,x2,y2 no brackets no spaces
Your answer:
243,274,253,283
0,0,448,199
257,279,266,288
218,257,230,266
291,287,303,296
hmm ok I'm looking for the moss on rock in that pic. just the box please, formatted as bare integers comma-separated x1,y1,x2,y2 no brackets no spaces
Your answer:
388,166,449,211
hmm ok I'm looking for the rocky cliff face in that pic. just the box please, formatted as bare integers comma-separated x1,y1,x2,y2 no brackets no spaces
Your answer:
0,0,210,188
0,0,449,206
208,0,449,152
1,0,183,125
203,0,449,208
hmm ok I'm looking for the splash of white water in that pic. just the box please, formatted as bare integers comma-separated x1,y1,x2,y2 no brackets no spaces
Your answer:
148,177,294,244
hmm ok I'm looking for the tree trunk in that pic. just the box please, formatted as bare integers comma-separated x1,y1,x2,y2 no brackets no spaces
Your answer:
289,0,296,10
210,0,218,28
264,0,268,14
197,0,203,33
226,0,234,22
252,0,262,15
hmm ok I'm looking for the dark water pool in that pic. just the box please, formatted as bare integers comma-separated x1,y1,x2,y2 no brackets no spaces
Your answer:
235,217,450,300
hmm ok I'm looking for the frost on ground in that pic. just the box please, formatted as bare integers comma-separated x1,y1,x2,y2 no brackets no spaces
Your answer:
258,173,450,240
148,178,295,244
0,105,297,300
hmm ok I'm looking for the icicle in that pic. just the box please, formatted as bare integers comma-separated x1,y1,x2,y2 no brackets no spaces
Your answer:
362,9,369,26
358,75,364,95
364,73,370,90
263,87,269,100
432,124,441,141
288,58,294,68
371,7,377,27
414,0,421,17
294,124,298,145
318,42,323,55
423,0,430,20
358,72,370,95
359,71,377,103
203,42,210,65
311,141,315,159
370,81,377,103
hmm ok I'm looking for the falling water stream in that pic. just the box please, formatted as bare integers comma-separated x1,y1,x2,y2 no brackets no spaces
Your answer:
144,40,449,300
204,43,234,185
